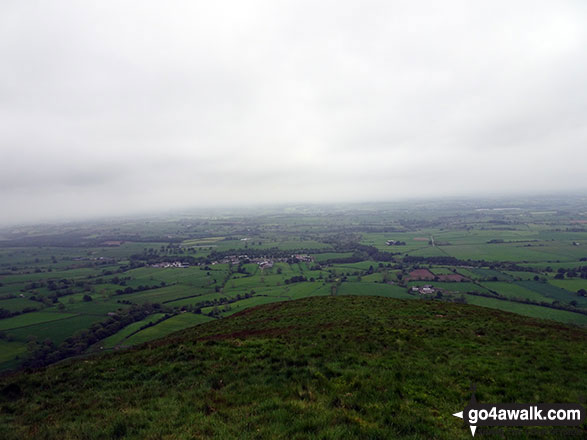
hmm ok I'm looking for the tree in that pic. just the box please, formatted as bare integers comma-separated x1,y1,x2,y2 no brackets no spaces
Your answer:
82,294,92,302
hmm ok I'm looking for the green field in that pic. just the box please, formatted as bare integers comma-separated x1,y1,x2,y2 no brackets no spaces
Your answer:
1,200,586,373
480,282,549,302
202,295,289,317
517,280,587,307
123,285,205,304
338,282,413,299
0,340,27,364
99,313,168,348
0,297,41,312
122,313,214,346
57,297,132,315
463,295,587,326
7,314,107,345
0,311,75,331
1,296,585,440
549,279,587,293
470,268,514,281
312,252,354,262
504,270,538,280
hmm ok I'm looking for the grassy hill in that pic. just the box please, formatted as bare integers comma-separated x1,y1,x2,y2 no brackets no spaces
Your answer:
1,296,585,439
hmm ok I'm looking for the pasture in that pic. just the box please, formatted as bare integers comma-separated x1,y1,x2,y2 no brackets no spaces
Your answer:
122,313,214,346
100,313,168,348
338,282,413,299
1,199,586,371
463,295,587,326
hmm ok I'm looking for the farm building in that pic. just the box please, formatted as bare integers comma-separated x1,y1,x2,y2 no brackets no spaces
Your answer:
412,285,436,294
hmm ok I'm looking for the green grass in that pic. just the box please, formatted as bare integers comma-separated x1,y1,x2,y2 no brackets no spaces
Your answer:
518,281,587,307
202,296,289,317
462,295,587,326
480,282,550,302
124,266,227,287
312,252,354,262
429,267,455,275
0,311,75,331
0,296,585,439
330,261,380,271
440,243,579,262
549,279,587,293
355,272,383,282
504,271,539,281
0,267,107,285
0,340,27,364
7,314,107,345
0,297,41,313
470,268,514,281
123,285,204,305
522,261,587,270
338,282,413,299
122,313,214,346
99,314,168,348
56,296,132,315
164,292,234,307
259,282,330,300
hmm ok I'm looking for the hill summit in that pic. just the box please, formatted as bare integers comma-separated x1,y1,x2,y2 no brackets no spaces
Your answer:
1,296,585,439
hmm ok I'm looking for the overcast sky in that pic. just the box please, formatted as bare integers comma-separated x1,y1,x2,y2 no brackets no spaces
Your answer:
1,1,586,225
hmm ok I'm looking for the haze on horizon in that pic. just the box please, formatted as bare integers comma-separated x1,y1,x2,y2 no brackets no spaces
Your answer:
1,1,587,226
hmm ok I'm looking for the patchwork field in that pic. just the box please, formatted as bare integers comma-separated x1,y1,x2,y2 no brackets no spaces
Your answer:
1,200,586,372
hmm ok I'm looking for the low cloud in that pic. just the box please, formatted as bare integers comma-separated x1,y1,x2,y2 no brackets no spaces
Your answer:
1,1,586,224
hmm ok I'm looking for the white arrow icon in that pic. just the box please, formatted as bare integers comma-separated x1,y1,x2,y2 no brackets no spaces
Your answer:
453,411,477,437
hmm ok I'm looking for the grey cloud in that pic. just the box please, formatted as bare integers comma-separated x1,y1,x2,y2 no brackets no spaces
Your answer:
1,0,586,225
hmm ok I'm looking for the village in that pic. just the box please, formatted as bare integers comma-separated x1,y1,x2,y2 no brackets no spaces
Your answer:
151,254,314,269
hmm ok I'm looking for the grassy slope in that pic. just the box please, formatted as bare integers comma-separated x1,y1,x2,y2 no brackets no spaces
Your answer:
0,296,586,440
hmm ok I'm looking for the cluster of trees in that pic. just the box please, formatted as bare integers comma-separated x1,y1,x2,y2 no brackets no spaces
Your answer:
21,278,98,306
553,266,587,279
0,306,39,319
115,282,166,295
344,244,399,262
284,275,307,284
403,256,537,273
184,292,256,315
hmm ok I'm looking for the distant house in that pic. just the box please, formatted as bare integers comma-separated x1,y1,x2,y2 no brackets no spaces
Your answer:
292,254,313,263
412,285,436,294
102,240,123,247
258,261,274,269
151,261,189,268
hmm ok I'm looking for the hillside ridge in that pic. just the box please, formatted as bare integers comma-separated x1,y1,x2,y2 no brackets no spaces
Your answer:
1,296,585,439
